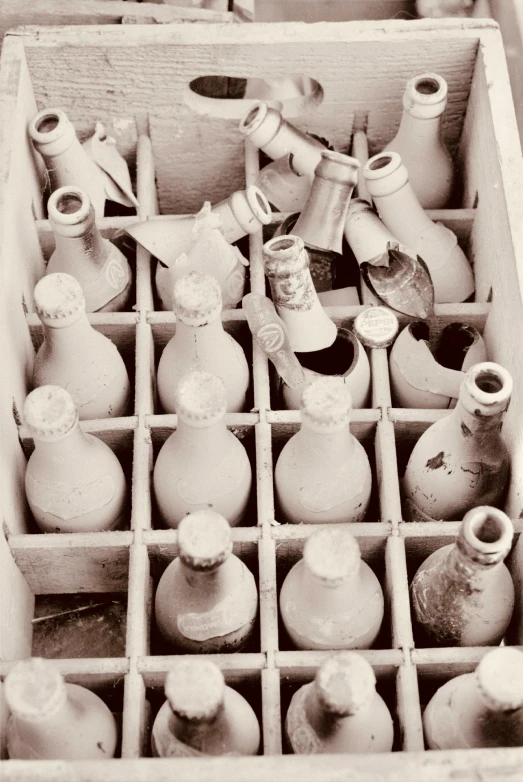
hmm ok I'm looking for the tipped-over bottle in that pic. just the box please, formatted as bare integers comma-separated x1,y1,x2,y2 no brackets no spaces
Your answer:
32,273,130,419
5,657,117,759
280,527,384,650
154,510,258,653
24,385,127,533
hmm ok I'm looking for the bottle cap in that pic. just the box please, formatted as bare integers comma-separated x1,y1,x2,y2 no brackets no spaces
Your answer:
301,376,352,432
314,150,360,186
176,371,227,427
48,186,92,227
403,73,448,120
165,659,225,722
304,527,361,586
315,652,377,717
459,362,513,417
263,234,308,279
173,271,222,326
24,385,78,442
457,506,514,566
178,510,233,570
475,647,523,712
363,152,409,198
353,306,399,349
4,658,67,722
34,273,86,325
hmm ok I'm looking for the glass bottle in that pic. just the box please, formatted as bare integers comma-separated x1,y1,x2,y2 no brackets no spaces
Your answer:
47,186,132,312
152,659,260,757
153,371,252,529
279,527,384,650
507,532,523,645
275,377,372,525
384,72,454,208
154,510,257,653
285,652,394,754
157,271,249,414
32,273,130,420
24,385,127,533
423,647,523,749
403,362,512,521
5,657,117,759
410,506,515,646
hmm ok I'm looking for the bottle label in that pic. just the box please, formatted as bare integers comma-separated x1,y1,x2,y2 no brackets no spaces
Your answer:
292,442,370,514
285,684,324,754
26,472,116,520
83,247,130,310
270,268,316,312
65,356,123,407
177,453,248,505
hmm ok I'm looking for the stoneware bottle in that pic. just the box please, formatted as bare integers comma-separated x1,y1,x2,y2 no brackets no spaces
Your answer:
410,506,515,646
507,532,523,645
152,659,260,757
154,510,258,653
153,371,252,528
46,186,132,312
384,73,454,208
402,362,512,521
157,272,249,414
29,108,106,219
32,273,131,420
275,377,372,525
280,527,384,651
24,385,127,533
363,151,475,303
285,652,394,754
5,657,117,759
423,647,523,749
256,154,317,213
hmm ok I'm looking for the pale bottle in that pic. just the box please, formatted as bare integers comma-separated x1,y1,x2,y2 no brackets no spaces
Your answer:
157,271,249,414
403,362,512,521
280,527,384,650
384,72,454,208
152,659,260,757
24,385,127,533
507,532,523,645
154,510,257,653
29,108,106,219
47,186,132,312
410,506,515,646
285,652,394,754
153,371,252,528
275,377,372,525
423,647,523,749
363,151,475,303
32,273,130,420
4,657,117,759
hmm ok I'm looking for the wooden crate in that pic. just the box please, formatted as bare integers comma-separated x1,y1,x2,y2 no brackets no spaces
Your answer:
1,18,523,781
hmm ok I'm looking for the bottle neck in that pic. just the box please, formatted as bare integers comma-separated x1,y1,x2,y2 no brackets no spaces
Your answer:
172,708,222,751
175,416,230,452
173,317,225,354
373,181,432,239
12,687,78,738
445,544,498,581
294,177,355,255
42,312,93,350
298,421,354,457
179,559,228,593
53,220,108,272
33,420,89,458
396,111,443,148
453,397,505,438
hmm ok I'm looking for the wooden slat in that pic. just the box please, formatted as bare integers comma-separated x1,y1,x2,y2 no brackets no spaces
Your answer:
275,648,403,678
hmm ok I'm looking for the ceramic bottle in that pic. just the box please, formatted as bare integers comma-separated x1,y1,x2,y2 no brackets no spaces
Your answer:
24,385,127,533
46,186,132,312
280,527,384,651
152,659,260,757
153,371,252,529
32,273,131,420
363,151,475,303
29,109,107,219
402,362,512,521
275,377,372,525
154,510,257,653
410,506,515,646
423,647,523,749
4,657,117,759
157,272,249,414
384,73,454,208
285,652,394,754
507,533,523,645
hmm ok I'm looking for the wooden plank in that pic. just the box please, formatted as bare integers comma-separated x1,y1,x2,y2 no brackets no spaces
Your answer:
138,654,265,686
0,532,34,661
143,526,260,561
275,648,403,678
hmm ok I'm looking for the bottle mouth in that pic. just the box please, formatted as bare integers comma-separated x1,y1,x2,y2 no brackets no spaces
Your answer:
263,234,308,277
239,100,269,134
246,185,272,225
414,75,445,98
48,186,91,226
364,151,402,178
315,150,360,184
461,362,513,413
459,506,513,563
29,108,68,144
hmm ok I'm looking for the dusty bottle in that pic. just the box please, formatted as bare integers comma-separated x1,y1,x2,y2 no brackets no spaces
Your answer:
4,657,117,759
29,109,106,219
157,272,249,414
46,186,132,312
384,73,454,208
507,533,523,645
32,273,130,420
363,151,474,303
256,155,316,212
24,385,127,533
275,377,372,525
423,647,523,749
153,371,252,529
403,362,512,521
152,659,260,757
410,506,515,646
280,527,384,650
286,652,394,754
155,510,257,652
